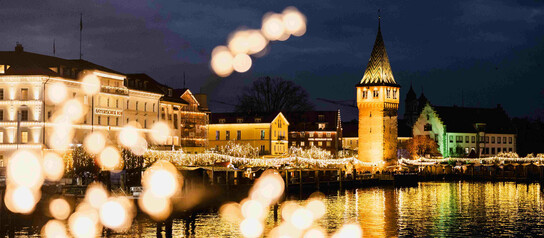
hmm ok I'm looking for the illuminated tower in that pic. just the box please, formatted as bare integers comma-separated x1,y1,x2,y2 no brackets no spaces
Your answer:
356,17,400,165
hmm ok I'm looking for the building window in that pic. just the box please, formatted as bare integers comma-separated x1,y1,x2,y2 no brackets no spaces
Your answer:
144,120,147,128
424,123,432,131
0,88,3,100
291,133,296,138
491,137,495,143
472,136,475,143
219,119,226,123
21,131,28,143
291,141,296,147
136,102,139,111
261,130,265,140
98,116,101,125
393,89,397,99
116,99,119,108
509,148,512,152
226,131,230,140
107,117,110,126
373,89,379,98
21,88,28,100
465,136,469,143
509,137,512,144
318,141,323,146
326,141,331,147
491,148,495,154
127,100,129,109
318,115,325,121
0,109,3,121
237,130,241,140
255,118,262,123
173,115,178,129
116,118,119,126
386,89,391,98
309,133,313,138
20,109,28,121
503,137,507,144
216,131,220,140
449,136,453,143
362,91,368,99
237,118,243,123
0,132,3,143
310,141,314,146
485,136,489,143
326,132,331,137
318,123,326,130
153,103,156,112
144,102,147,112
301,141,305,146
497,148,501,153
456,136,462,143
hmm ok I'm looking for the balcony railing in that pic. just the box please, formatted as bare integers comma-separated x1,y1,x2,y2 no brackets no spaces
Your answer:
100,86,129,96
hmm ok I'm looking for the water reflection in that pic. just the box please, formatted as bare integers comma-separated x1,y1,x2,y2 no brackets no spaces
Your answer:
4,182,544,237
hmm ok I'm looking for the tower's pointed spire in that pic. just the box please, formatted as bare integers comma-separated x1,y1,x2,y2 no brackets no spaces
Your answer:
359,11,397,85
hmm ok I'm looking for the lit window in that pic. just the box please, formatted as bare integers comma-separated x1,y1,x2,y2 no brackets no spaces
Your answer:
318,141,323,146
373,90,379,98
301,141,305,146
424,123,432,131
237,130,241,140
0,88,5,100
326,141,331,147
509,137,512,144
226,131,230,140
326,132,331,137
144,102,147,112
0,132,3,143
216,131,220,140
219,119,226,123
21,131,28,143
261,130,265,140
21,88,28,100
503,137,507,144
98,116,101,125
20,109,28,121
107,117,110,126
362,91,368,99
491,137,495,143
116,118,119,126
465,136,469,143
237,118,243,123
472,136,475,143
0,109,3,121
136,102,139,110
255,118,262,122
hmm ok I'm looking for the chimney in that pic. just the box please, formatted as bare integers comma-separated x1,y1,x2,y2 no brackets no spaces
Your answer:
15,42,24,53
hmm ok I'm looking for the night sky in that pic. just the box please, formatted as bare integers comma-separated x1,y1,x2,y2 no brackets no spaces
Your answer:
2,0,544,121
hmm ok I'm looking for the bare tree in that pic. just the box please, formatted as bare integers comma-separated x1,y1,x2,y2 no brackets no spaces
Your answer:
407,135,440,159
235,76,314,113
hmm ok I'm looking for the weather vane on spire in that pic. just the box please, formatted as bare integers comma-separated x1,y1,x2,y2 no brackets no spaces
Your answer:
378,9,381,28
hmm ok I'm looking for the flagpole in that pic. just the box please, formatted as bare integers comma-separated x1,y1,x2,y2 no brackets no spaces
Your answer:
80,13,82,60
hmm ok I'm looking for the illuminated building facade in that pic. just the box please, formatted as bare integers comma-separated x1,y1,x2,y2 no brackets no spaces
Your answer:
208,112,289,155
284,111,342,157
413,103,516,157
356,21,400,164
126,74,209,153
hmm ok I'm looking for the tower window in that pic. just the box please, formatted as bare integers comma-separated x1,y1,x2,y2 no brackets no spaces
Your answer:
393,89,397,99
362,91,368,99
386,89,391,98
424,123,432,131
373,90,379,98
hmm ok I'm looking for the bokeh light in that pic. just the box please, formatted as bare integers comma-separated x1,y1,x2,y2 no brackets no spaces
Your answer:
83,132,106,155
99,197,133,230
219,202,243,223
118,124,140,148
247,30,268,54
305,198,326,220
47,81,68,104
50,198,71,220
62,99,84,122
241,199,266,220
7,186,38,214
80,73,101,95
138,190,173,221
290,207,314,230
42,219,69,238
68,207,99,238
332,223,363,238
43,152,65,181
239,218,263,238
7,150,44,188
211,45,234,77
142,160,181,199
303,227,326,238
85,183,109,209
98,146,122,170
232,53,252,73
150,121,170,144
261,13,286,41
282,7,307,36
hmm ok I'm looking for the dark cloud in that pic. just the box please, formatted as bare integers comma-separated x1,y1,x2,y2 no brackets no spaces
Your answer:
2,0,543,120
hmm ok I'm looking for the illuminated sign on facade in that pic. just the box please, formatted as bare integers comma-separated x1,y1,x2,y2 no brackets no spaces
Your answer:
95,108,123,116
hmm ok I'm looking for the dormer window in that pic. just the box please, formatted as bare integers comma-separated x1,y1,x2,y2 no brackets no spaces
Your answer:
386,89,391,98
236,118,243,123
373,89,379,98
318,115,324,121
255,118,262,123
393,89,397,99
168,89,173,97
362,91,368,99
318,123,326,130
219,118,226,123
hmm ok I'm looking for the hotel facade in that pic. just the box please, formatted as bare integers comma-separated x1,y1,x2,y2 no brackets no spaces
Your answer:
0,44,207,165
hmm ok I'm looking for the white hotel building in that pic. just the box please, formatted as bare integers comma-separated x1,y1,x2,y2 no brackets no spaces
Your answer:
0,44,165,165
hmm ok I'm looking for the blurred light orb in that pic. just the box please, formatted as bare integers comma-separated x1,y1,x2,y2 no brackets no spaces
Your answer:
8,150,43,188
304,228,326,238
99,146,121,170
47,82,68,104
50,198,71,220
290,208,314,230
129,136,148,156
219,202,243,223
100,199,127,229
147,168,177,198
281,201,300,221
233,53,252,73
118,125,139,148
211,46,234,77
81,73,101,95
247,30,268,54
43,152,65,181
253,171,284,202
241,199,265,220
83,132,106,155
239,218,263,238
62,99,84,122
85,183,109,209
261,13,285,41
332,224,363,238
138,190,172,221
305,199,326,219
10,186,37,214
69,211,98,238
150,122,170,144
282,7,307,36
228,31,251,55
42,219,69,238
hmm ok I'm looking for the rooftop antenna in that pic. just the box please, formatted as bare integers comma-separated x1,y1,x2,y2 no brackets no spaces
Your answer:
53,39,56,56
79,13,83,59
378,9,381,28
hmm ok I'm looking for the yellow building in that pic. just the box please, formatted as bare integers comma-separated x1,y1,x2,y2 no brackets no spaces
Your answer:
208,112,289,156
356,20,400,165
